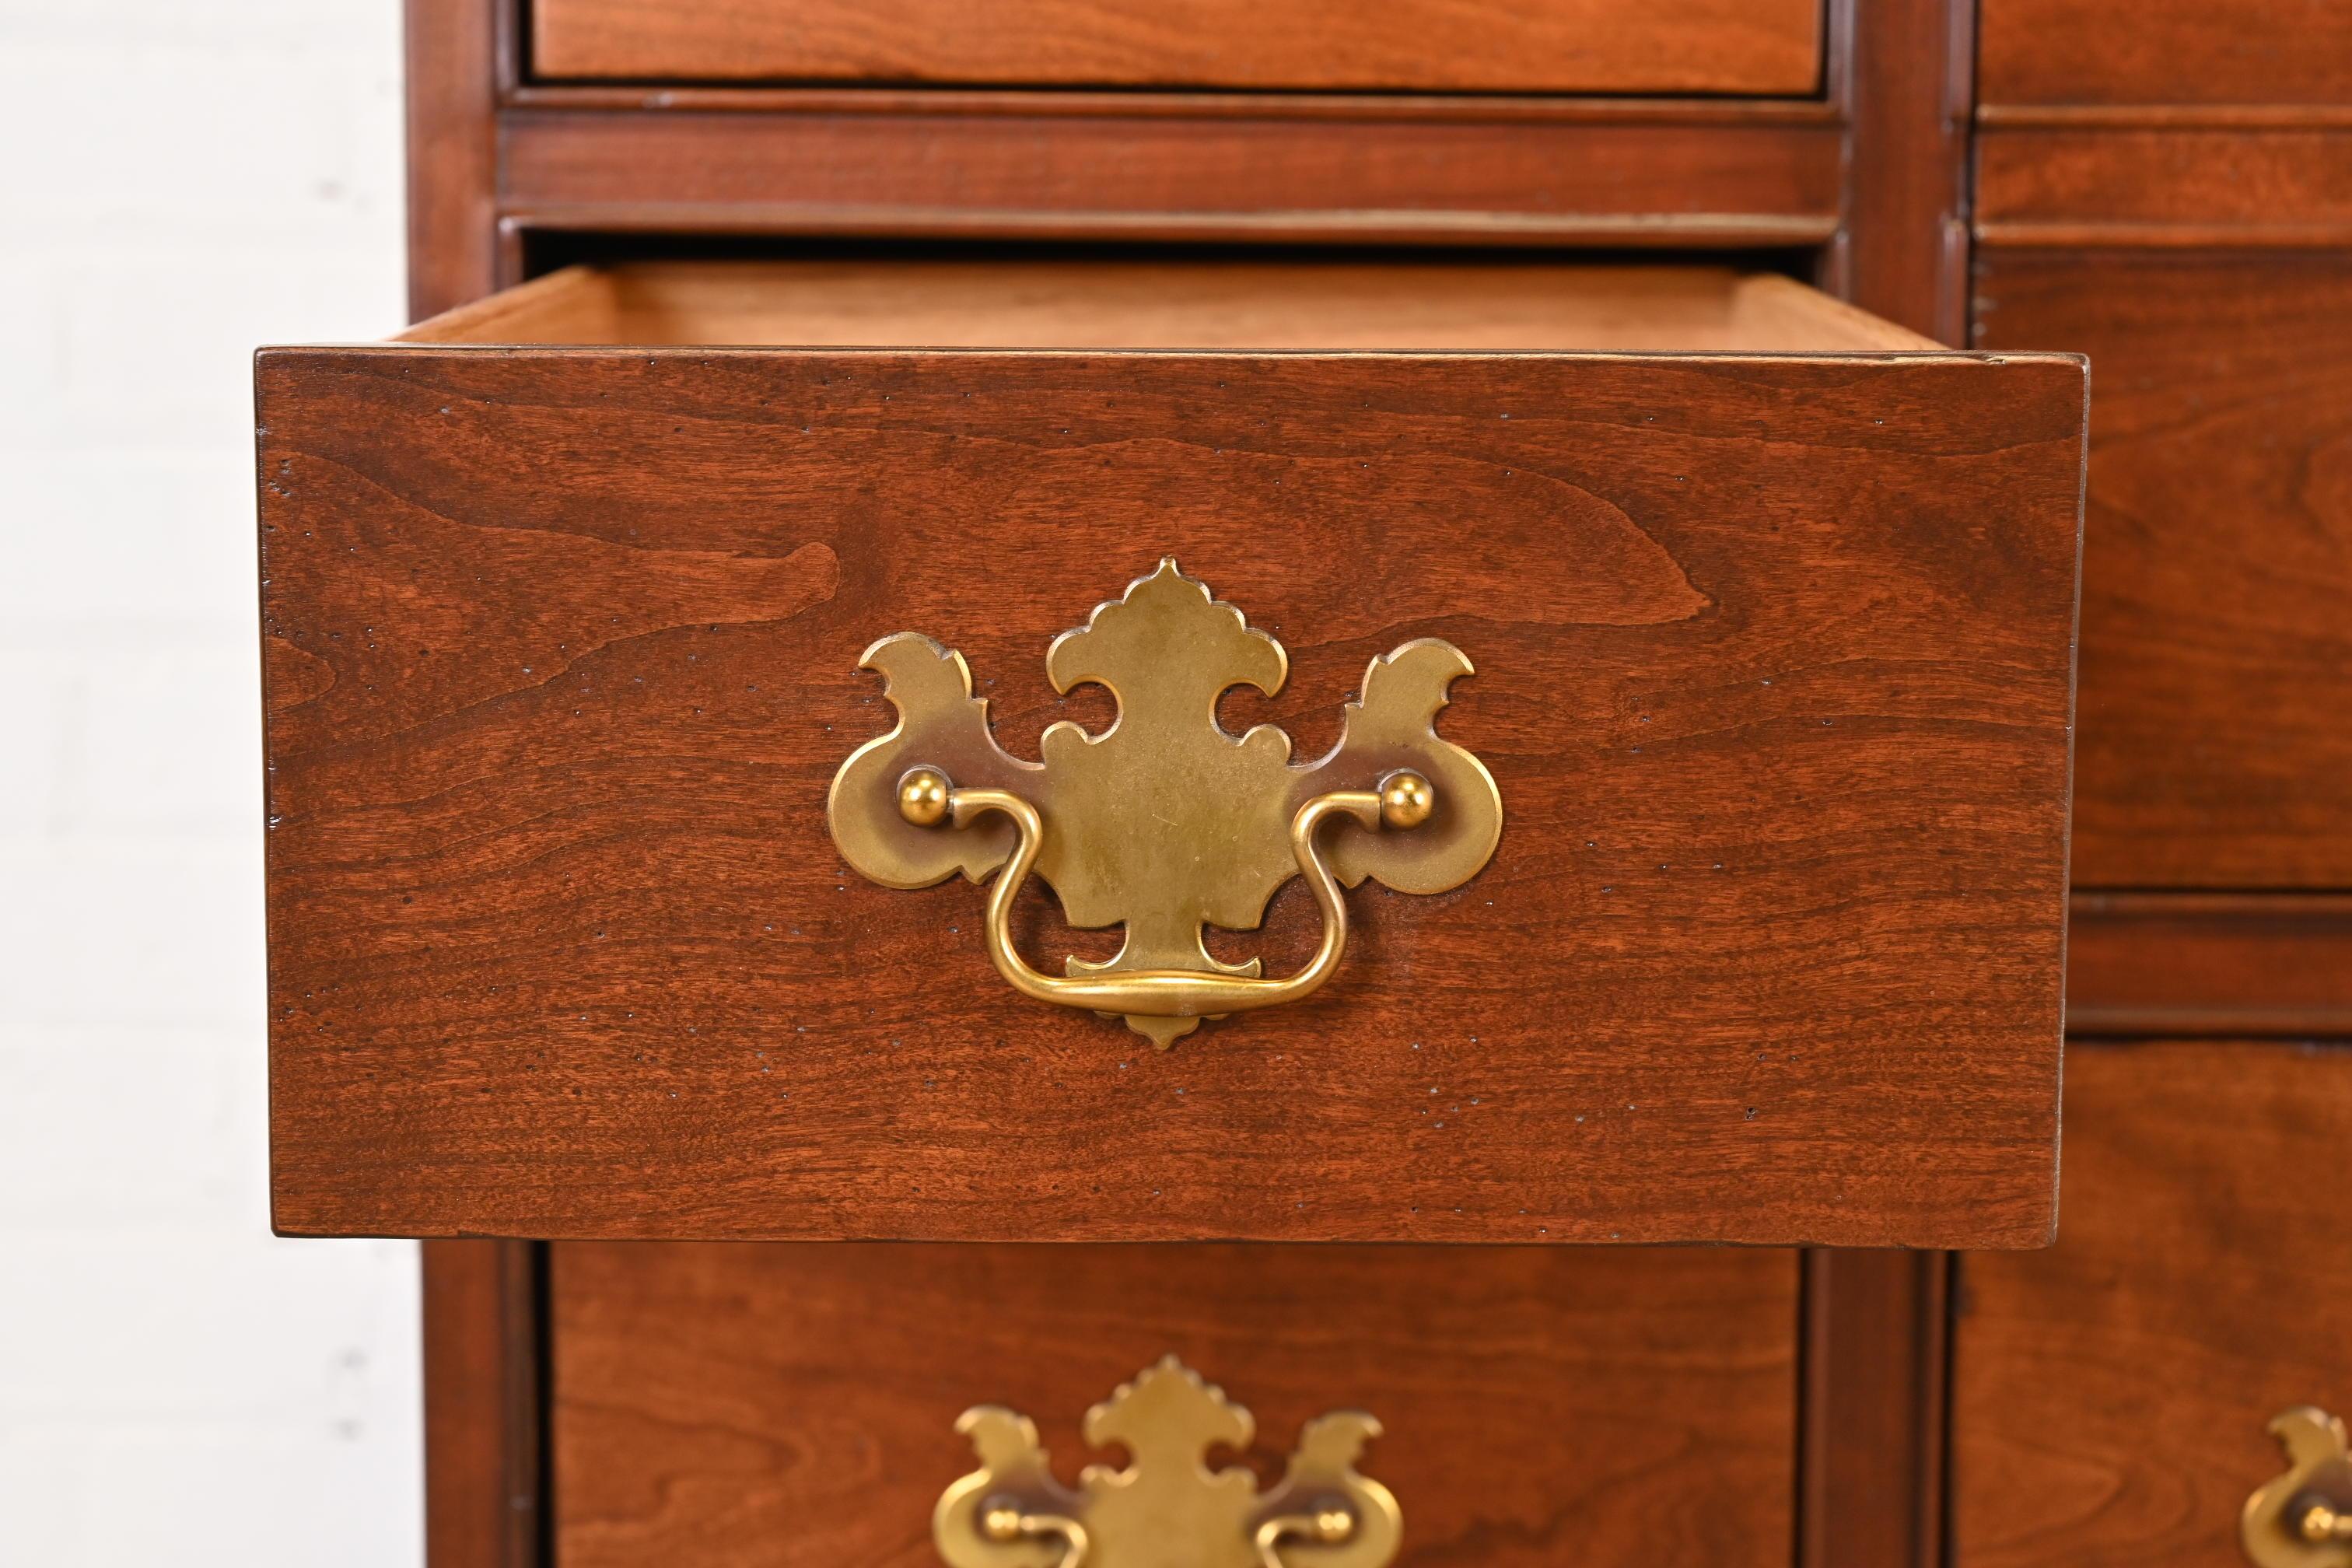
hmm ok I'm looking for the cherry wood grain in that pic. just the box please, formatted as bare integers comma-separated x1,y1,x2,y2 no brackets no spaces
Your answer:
256,327,2081,1247
1972,250,2352,886
530,0,1822,96
496,107,1845,249
1951,1041,2352,1568
399,260,1938,352
1976,128,2352,247
1979,0,2352,110
551,1241,1799,1568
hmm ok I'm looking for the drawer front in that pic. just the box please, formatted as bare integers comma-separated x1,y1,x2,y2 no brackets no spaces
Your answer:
1979,0,2352,109
1952,1041,2352,1567
257,345,2081,1248
529,0,1822,96
551,1241,1798,1568
1973,250,2352,887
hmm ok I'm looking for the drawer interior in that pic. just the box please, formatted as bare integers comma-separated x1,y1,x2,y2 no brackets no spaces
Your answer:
404,258,1941,354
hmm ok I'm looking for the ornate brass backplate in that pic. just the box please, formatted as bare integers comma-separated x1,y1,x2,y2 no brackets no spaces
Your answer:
827,559,1502,1045
2245,1408,2352,1568
935,1356,1401,1568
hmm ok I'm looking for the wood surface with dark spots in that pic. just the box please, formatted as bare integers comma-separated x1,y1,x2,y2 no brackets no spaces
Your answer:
1951,1041,2352,1568
551,1241,1800,1568
257,342,2082,1247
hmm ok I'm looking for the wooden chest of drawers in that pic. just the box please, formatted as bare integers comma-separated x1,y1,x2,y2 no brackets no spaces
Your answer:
266,1,2352,1564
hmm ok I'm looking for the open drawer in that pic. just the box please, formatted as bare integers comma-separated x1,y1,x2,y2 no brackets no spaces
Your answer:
256,258,2084,1248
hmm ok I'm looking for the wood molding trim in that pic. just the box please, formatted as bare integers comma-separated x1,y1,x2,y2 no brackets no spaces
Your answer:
496,109,1846,248
502,83,1844,124
1837,0,1976,344
1976,126,2352,247
2067,894,2352,1039
422,1241,545,1568
1797,1249,1952,1568
405,0,502,318
1980,103,2352,130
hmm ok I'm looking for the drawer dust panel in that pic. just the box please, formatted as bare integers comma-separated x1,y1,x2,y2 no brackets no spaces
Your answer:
552,1242,1800,1568
530,0,1823,96
256,338,2082,1246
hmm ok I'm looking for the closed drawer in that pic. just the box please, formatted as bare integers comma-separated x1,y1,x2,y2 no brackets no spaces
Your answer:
1952,1041,2352,1567
1979,0,2352,109
529,0,1823,96
552,1241,1799,1568
255,257,2084,1248
1973,250,2352,887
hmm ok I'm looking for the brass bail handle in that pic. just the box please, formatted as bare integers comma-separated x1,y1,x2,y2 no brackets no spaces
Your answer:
975,1500,1367,1568
895,765,1438,1021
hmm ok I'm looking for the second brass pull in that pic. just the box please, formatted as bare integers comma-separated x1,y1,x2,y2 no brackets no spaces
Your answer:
2246,1407,2352,1568
902,769,1434,1023
935,1356,1400,1568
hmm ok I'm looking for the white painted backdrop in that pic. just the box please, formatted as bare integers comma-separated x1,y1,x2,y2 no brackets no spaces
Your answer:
0,2,423,1561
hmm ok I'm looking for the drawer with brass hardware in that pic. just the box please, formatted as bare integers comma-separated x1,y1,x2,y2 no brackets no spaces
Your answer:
256,256,2084,1248
1952,1041,2352,1568
548,1241,1800,1568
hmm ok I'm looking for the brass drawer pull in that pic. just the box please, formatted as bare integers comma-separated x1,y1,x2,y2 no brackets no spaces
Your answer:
908,773,1429,1025
934,1356,1401,1568
2245,1408,2352,1567
828,559,1502,1046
